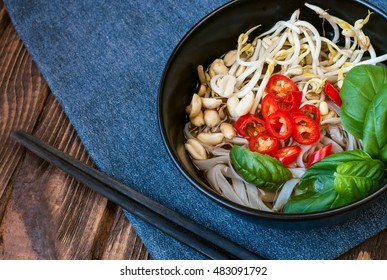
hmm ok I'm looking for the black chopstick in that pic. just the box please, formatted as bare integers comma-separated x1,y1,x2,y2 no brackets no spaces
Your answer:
12,131,265,260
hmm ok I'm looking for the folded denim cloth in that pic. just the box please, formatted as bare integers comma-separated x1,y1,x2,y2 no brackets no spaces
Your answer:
4,0,386,259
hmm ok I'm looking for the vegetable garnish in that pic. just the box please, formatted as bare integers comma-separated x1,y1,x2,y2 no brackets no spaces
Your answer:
299,104,321,124
248,134,279,155
307,143,332,167
266,74,298,99
340,65,387,139
261,94,279,119
362,84,387,163
265,110,294,140
184,4,387,213
266,74,302,112
324,81,342,106
273,146,302,166
230,146,292,191
284,150,385,213
234,114,266,139
291,112,321,145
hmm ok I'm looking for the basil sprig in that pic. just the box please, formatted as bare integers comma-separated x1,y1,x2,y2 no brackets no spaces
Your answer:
334,159,385,200
283,150,385,213
340,65,387,139
230,145,292,191
362,84,387,163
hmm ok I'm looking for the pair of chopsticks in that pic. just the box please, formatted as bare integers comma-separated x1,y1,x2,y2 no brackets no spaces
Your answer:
12,131,265,260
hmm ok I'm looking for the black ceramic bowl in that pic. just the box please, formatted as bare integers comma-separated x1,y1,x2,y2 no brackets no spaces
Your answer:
158,0,387,229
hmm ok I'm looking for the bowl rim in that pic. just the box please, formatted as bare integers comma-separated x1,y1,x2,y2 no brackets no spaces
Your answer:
158,0,387,222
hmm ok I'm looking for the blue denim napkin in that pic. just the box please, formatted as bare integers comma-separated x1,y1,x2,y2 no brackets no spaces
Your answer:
4,0,386,259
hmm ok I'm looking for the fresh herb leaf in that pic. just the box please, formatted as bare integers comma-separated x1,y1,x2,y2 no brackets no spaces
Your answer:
334,159,385,200
293,150,371,189
340,65,387,139
230,145,292,191
362,84,387,163
282,176,349,213
283,150,385,213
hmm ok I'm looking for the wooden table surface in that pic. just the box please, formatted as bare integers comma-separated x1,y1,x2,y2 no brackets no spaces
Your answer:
0,1,385,260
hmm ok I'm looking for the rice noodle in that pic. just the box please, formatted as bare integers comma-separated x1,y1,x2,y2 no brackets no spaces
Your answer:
273,179,300,211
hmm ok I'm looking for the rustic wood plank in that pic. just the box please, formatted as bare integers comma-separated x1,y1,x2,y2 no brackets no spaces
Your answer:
0,91,151,260
0,5,150,260
0,4,10,38
98,206,151,260
28,94,150,260
0,6,47,225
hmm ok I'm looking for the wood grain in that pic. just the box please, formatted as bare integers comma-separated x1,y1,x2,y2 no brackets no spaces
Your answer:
0,0,384,260
0,2,150,260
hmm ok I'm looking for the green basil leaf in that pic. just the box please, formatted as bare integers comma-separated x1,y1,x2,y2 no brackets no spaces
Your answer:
230,145,292,191
333,159,385,200
362,85,387,163
283,176,349,213
340,65,387,139
296,150,371,193
284,150,384,213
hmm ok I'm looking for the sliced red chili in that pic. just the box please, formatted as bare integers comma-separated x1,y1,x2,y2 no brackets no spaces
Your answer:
265,110,294,140
292,112,321,145
261,94,279,119
307,143,333,167
273,146,302,165
266,74,299,99
266,74,302,113
324,81,342,106
277,90,302,112
248,134,279,155
233,114,266,139
299,104,321,124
